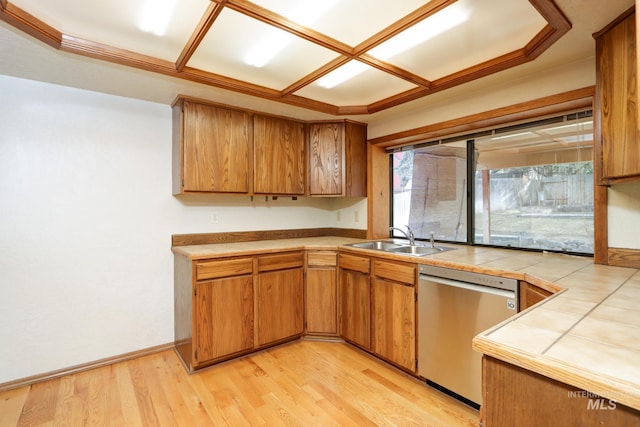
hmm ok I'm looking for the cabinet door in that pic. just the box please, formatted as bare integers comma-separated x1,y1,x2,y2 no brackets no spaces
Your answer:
308,123,344,195
181,101,250,193
306,268,337,335
256,268,304,346
253,115,305,195
482,356,640,427
597,12,640,183
344,122,367,197
372,278,416,371
339,268,370,349
194,276,254,365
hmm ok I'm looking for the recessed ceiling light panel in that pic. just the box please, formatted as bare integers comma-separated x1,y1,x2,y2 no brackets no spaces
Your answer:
188,8,339,90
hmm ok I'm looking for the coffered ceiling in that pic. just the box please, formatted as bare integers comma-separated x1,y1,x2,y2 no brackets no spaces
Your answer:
1,0,574,115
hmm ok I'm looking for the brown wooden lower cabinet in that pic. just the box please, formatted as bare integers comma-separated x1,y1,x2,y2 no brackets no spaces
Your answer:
519,281,554,310
305,251,338,336
337,254,417,372
482,356,640,426
371,259,416,372
175,255,256,371
255,251,305,346
194,276,253,366
256,268,304,346
338,253,372,349
174,251,304,372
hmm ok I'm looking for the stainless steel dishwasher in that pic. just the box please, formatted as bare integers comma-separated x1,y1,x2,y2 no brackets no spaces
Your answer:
418,264,517,407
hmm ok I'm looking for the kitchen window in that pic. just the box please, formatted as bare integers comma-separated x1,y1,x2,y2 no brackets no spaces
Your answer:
391,110,594,254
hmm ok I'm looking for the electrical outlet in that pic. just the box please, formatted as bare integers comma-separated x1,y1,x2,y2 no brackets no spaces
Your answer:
354,211,360,222
210,211,219,224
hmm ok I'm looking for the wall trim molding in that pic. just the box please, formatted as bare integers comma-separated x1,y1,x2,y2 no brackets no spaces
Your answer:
608,247,640,269
172,227,368,247
0,342,174,393
369,86,595,148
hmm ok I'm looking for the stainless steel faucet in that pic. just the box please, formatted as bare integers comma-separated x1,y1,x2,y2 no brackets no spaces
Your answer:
430,231,435,248
389,225,415,246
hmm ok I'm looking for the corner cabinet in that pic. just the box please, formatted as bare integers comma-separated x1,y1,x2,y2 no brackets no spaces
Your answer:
308,121,368,196
519,281,554,311
253,115,306,195
595,9,640,185
172,99,251,194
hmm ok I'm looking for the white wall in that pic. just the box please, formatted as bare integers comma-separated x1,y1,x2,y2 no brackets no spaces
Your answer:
0,75,366,384
608,183,640,249
367,57,596,139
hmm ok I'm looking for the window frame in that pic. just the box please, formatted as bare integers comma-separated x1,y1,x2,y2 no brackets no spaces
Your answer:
376,92,608,264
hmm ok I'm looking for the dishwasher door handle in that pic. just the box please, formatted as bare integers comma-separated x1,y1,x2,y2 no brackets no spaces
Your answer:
419,275,515,299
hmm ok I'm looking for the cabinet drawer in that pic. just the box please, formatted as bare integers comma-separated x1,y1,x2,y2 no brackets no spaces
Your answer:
307,251,337,267
196,257,253,281
257,251,304,272
373,259,415,285
339,253,370,274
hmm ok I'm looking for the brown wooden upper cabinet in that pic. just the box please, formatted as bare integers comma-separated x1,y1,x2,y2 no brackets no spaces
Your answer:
172,98,251,195
173,97,368,196
308,121,367,196
595,8,640,185
253,115,305,195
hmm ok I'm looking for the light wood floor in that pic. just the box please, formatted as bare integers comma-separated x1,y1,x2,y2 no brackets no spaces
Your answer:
0,340,479,426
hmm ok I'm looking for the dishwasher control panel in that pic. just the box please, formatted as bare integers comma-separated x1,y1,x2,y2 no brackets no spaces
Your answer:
418,264,518,292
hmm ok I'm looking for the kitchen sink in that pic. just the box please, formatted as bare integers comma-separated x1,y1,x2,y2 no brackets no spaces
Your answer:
349,241,404,250
388,245,452,256
345,240,456,257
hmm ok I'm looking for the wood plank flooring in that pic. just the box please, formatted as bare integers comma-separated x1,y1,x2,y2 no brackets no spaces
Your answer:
0,340,479,426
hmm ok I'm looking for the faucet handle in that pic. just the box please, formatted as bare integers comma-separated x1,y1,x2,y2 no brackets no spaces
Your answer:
405,225,415,245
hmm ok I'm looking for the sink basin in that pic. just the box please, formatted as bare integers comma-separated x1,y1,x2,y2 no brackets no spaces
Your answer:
388,245,453,256
345,240,456,257
349,240,404,250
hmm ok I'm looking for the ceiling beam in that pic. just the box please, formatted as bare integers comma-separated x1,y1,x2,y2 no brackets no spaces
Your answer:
359,54,432,88
60,34,178,75
175,1,227,72
0,0,577,116
223,0,354,56
0,0,60,48
352,0,457,54
280,56,351,96
179,66,341,115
